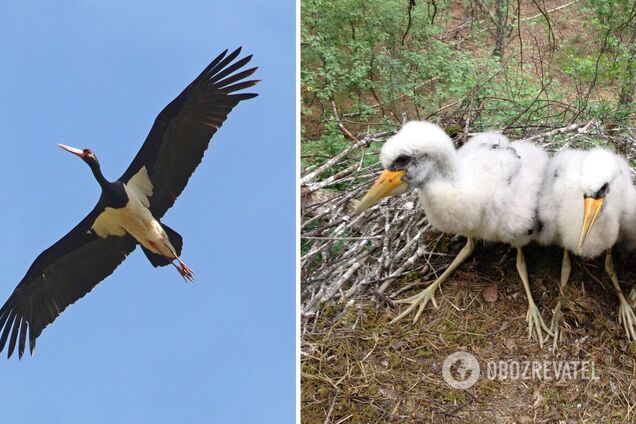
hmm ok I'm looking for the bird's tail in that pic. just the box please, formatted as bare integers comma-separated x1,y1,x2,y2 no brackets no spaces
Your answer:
161,223,183,256
141,223,184,268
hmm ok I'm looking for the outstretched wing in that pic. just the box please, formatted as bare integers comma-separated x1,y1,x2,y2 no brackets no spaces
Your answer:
0,206,137,359
120,47,259,218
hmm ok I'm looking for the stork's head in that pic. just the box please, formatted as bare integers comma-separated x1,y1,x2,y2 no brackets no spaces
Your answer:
354,121,454,214
57,144,100,169
577,149,619,252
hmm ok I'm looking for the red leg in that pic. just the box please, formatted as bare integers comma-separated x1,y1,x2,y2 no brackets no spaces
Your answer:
173,258,195,283
149,240,195,282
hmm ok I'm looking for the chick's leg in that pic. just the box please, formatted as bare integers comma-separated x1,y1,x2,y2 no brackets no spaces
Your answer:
605,250,636,341
546,249,570,349
391,237,475,325
517,247,552,347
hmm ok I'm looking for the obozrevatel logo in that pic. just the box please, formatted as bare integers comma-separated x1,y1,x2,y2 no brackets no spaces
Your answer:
442,351,480,389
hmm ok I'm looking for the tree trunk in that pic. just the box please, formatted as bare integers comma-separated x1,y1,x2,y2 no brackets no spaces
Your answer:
618,26,636,107
493,0,509,58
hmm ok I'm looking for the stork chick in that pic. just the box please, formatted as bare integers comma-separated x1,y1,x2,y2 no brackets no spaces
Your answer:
538,148,636,346
354,121,552,346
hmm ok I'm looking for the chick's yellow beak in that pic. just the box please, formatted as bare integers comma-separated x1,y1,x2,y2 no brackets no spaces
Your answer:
578,196,604,253
353,169,408,215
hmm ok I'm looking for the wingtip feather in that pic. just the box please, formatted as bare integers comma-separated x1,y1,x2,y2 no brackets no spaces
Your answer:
7,317,21,359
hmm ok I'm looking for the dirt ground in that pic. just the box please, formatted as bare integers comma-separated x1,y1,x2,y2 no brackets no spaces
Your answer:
301,242,636,423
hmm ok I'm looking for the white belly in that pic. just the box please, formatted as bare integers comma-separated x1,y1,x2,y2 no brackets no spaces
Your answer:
90,167,177,258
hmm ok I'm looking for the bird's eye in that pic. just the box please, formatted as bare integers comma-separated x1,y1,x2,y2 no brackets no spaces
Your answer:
597,182,609,198
393,154,411,169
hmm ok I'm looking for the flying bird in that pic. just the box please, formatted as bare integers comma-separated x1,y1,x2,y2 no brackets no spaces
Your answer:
537,147,636,346
0,48,258,359
354,122,552,346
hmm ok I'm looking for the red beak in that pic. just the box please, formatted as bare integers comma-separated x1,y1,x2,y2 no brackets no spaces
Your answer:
57,144,85,158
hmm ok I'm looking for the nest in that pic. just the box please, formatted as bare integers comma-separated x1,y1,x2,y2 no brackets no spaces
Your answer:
300,119,636,321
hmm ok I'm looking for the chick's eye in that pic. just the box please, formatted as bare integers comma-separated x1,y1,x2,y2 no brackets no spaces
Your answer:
393,154,411,169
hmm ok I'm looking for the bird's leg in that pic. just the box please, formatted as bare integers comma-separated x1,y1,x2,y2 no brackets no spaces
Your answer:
173,257,195,283
391,236,475,325
148,239,195,283
604,250,636,341
546,249,571,349
516,247,552,347
630,286,636,308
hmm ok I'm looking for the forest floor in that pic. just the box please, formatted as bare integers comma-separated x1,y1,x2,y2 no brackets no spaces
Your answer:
301,241,636,423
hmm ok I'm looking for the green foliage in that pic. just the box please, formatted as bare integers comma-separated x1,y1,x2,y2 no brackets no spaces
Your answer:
306,0,495,104
561,0,633,83
302,0,636,171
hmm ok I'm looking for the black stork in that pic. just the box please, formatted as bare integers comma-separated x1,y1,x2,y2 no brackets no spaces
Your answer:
0,48,258,359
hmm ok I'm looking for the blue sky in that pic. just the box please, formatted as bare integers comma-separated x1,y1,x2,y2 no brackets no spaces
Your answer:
0,1,295,423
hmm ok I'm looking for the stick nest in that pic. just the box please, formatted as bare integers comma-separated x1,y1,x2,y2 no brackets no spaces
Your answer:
301,119,636,320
